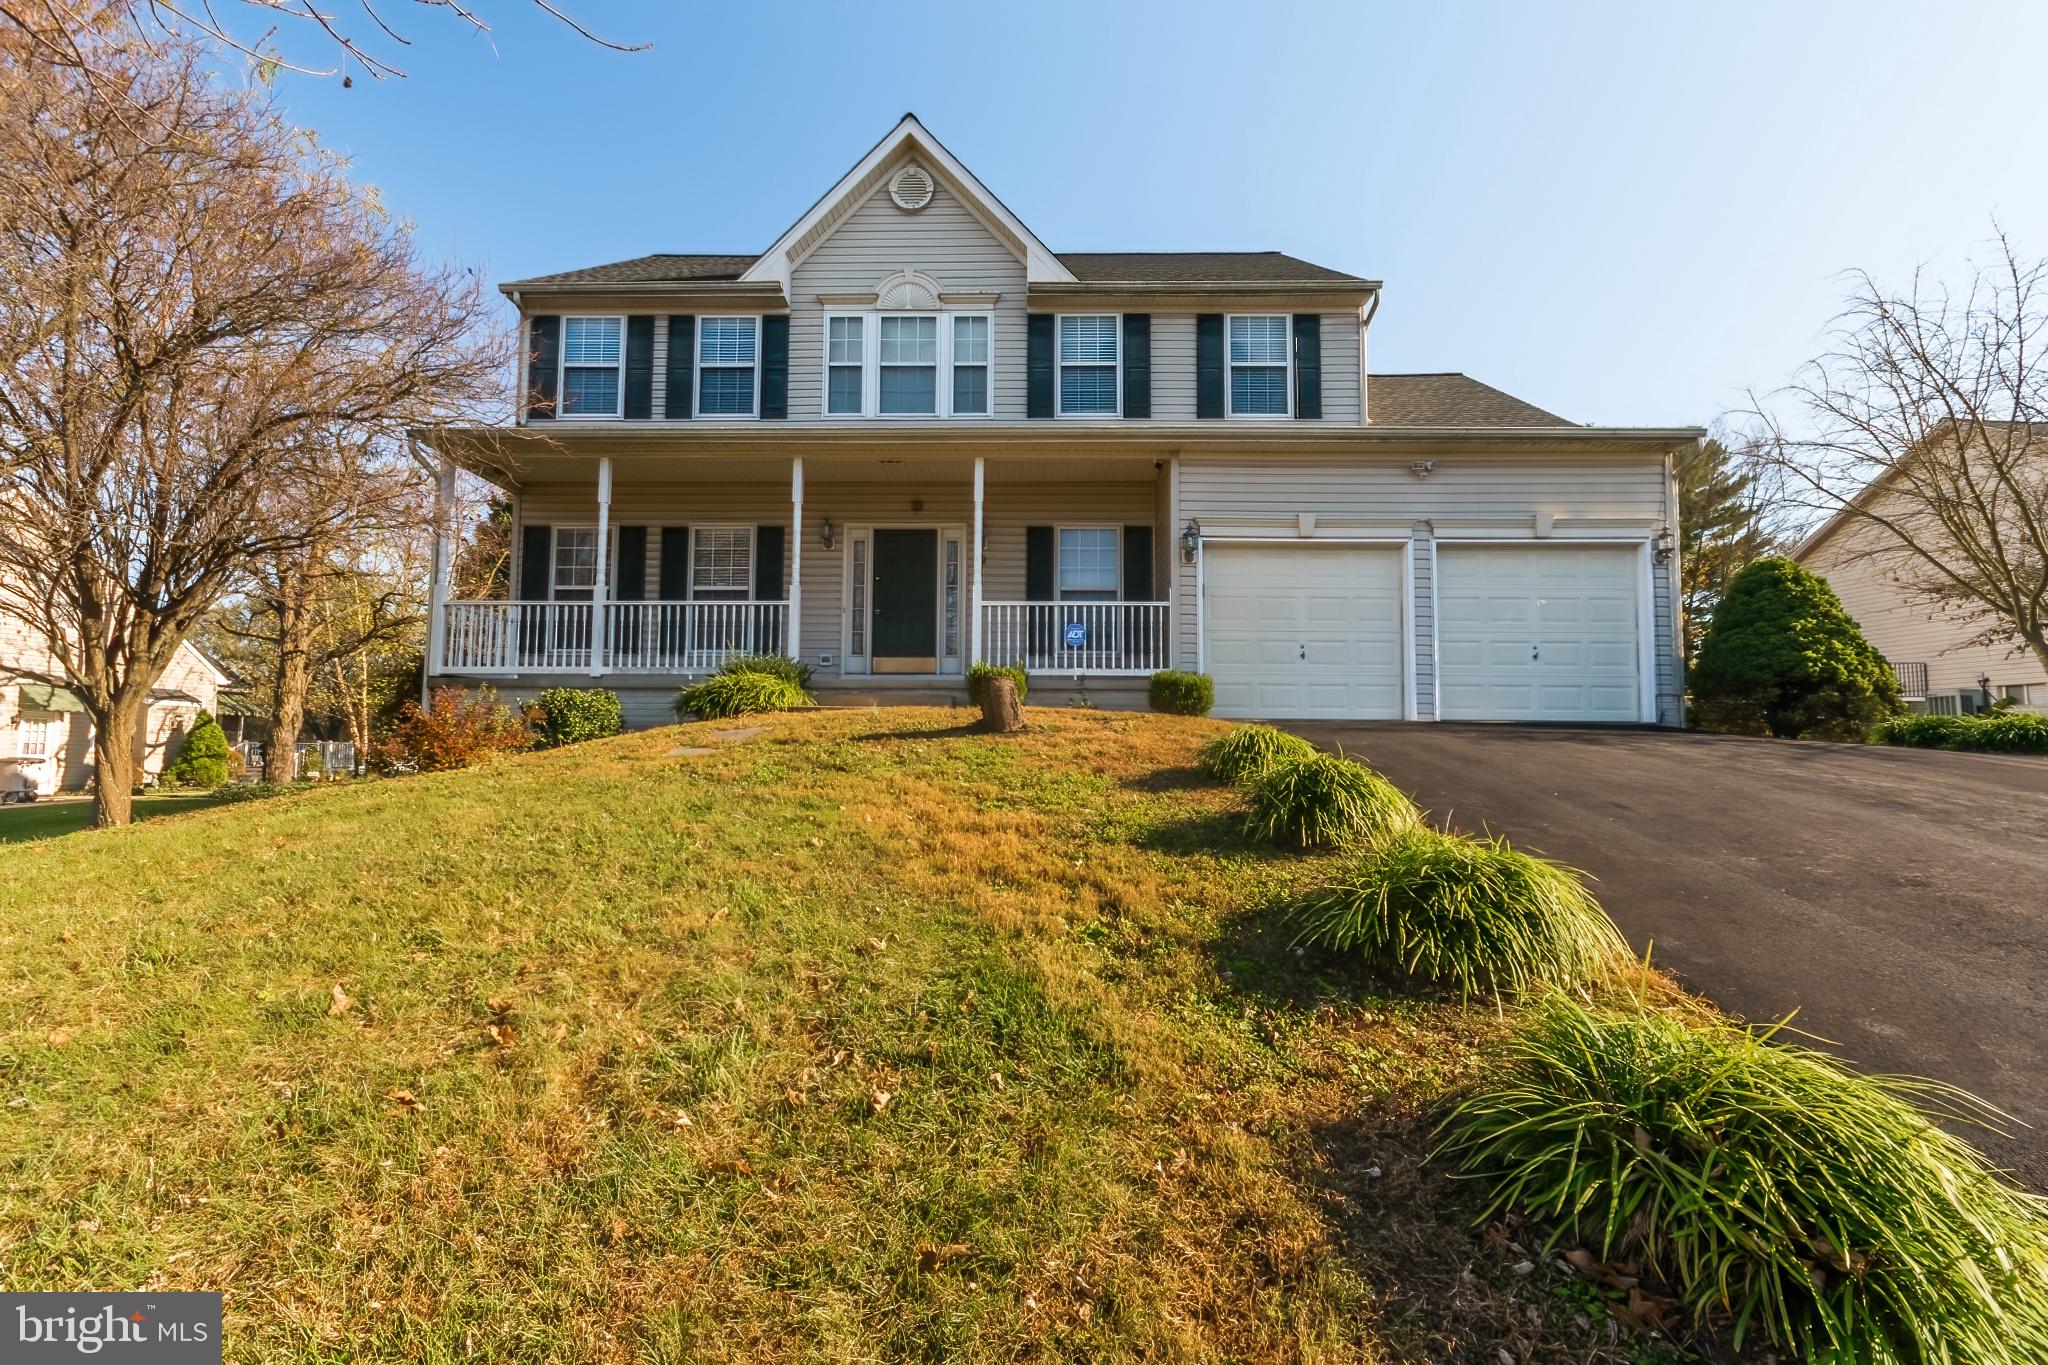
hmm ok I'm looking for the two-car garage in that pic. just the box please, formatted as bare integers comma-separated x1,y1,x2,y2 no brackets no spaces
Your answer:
1202,540,1649,724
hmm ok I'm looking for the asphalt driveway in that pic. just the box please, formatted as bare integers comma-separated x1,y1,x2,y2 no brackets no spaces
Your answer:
1282,723,2048,1188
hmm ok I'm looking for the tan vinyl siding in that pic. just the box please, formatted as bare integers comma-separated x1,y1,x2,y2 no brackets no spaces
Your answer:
1410,523,1437,719
1149,314,1197,421
1315,312,1362,425
979,484,1158,600
517,483,797,604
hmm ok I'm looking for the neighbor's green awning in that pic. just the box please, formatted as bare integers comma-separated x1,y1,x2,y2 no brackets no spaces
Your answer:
17,683,84,713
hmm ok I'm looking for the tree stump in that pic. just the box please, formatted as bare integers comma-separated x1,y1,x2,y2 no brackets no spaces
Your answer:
977,677,1024,733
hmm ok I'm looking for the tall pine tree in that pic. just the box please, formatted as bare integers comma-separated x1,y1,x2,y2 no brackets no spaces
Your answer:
1679,439,1770,661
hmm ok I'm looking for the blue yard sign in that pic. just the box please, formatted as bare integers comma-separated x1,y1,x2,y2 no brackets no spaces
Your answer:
1063,621,1088,649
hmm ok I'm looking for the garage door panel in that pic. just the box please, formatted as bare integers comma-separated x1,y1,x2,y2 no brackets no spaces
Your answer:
1437,545,1642,723
1205,544,1405,720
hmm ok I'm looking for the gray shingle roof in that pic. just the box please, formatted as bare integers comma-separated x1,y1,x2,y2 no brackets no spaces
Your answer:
1367,374,1574,427
1055,251,1364,283
506,254,758,287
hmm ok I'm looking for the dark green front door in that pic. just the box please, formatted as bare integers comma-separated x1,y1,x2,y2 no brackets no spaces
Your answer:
871,529,938,671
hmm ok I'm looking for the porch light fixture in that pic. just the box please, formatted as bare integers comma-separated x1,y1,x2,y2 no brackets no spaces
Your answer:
1180,518,1201,565
1653,524,1675,562
818,515,837,550
1408,460,1438,479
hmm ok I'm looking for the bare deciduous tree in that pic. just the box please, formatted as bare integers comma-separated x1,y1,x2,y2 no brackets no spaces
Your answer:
0,23,505,825
1745,232,2048,674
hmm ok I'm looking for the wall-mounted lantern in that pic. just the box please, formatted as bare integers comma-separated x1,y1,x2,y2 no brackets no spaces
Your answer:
1180,518,1202,565
1653,524,1675,562
818,516,837,550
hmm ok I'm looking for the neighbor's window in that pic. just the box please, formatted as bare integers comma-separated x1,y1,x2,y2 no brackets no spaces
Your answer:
1057,314,1119,415
878,315,939,415
560,316,624,416
17,719,50,757
951,314,990,415
552,527,599,595
1228,315,1290,416
691,526,753,599
697,317,759,416
826,315,865,415
1058,527,1119,602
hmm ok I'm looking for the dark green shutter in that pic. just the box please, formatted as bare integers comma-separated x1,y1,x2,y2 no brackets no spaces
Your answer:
1025,526,1055,600
761,315,789,419
1122,526,1153,600
623,316,654,419
1195,313,1224,419
1292,313,1322,419
525,316,560,422
665,316,694,419
754,525,786,600
614,526,647,600
519,524,551,599
659,527,690,599
1121,314,1151,419
1026,314,1055,418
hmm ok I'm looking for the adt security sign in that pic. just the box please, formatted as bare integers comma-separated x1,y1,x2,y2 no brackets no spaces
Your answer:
1063,622,1088,649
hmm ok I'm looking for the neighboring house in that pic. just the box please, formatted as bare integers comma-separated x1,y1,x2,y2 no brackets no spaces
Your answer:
418,115,1702,727
1795,459,2048,716
0,610,232,798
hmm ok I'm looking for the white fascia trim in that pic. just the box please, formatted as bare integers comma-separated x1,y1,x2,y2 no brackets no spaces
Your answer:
739,115,1077,294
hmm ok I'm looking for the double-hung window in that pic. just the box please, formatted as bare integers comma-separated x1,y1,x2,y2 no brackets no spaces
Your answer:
1228,315,1291,416
560,317,623,417
1058,527,1120,602
552,527,599,599
17,719,50,758
878,316,940,414
1057,315,1119,416
951,315,990,415
697,317,760,417
826,316,865,415
691,527,753,600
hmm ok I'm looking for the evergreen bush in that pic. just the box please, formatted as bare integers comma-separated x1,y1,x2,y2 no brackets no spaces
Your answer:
162,710,232,789
1147,670,1214,716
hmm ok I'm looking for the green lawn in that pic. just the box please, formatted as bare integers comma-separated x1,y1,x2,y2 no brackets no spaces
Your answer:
0,789,249,843
0,710,1698,1363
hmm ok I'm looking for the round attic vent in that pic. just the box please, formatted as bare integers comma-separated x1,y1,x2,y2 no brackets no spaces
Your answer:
889,165,934,212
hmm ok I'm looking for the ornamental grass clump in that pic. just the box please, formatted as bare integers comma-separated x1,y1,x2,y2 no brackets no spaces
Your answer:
1291,826,1626,997
1243,751,1419,851
1197,724,1318,785
1437,996,2048,1364
1878,710,2048,755
676,672,812,721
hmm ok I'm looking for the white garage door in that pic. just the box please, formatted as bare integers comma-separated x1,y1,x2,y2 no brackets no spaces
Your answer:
1437,545,1643,722
1204,543,1405,719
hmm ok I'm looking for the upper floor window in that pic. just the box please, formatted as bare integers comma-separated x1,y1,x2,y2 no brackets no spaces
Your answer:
952,315,990,415
879,315,939,415
560,316,623,417
827,316,864,415
1228,315,1291,416
1058,526,1119,602
1057,314,1119,416
698,317,759,417
691,526,753,599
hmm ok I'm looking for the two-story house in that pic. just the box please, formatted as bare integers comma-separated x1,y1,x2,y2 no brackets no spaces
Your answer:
416,116,1702,727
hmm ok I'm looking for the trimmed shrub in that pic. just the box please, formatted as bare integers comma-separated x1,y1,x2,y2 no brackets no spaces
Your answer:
1198,724,1317,785
1243,751,1419,851
162,710,232,789
718,652,814,690
372,686,532,774
1148,670,1214,716
529,687,624,748
676,671,812,721
1438,996,2048,1363
1878,710,2048,755
1291,826,1626,997
967,661,1028,707
1689,556,1901,739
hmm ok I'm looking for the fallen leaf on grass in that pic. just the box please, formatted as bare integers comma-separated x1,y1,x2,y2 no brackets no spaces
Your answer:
383,1087,421,1113
916,1243,970,1274
486,1022,514,1048
47,1028,74,1047
870,1087,893,1114
328,984,353,1017
486,996,514,1018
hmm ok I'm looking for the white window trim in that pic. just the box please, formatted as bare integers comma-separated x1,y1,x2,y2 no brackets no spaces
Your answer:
1225,313,1294,419
688,524,758,599
818,310,994,420
549,525,610,597
692,315,764,421
1056,313,1122,419
556,315,627,421
1056,524,1123,601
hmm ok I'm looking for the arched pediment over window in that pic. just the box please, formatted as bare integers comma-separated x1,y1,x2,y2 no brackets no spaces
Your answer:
875,268,944,311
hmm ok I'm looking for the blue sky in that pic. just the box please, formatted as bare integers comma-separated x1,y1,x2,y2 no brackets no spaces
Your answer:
267,0,2048,427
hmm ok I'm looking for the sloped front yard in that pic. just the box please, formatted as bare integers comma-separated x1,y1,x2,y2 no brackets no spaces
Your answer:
1,710,1692,1362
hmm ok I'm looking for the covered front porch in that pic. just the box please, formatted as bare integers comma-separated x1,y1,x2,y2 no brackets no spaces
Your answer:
421,442,1179,687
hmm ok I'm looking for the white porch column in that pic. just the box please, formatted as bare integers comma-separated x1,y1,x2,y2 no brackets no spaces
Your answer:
788,456,804,660
970,456,985,665
590,456,611,677
424,445,454,705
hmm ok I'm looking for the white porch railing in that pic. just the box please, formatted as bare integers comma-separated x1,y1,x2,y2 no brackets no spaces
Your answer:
437,600,788,674
978,601,1171,674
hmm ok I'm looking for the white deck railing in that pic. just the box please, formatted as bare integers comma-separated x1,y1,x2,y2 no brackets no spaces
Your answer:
978,601,1171,674
437,600,788,674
